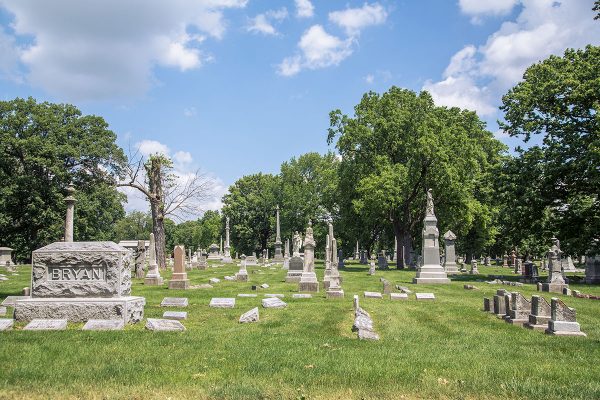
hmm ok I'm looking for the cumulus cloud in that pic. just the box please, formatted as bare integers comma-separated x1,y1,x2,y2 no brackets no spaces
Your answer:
173,150,193,165
295,0,314,18
137,140,170,157
183,107,197,117
246,7,288,35
0,0,247,101
0,26,20,81
329,2,388,36
459,0,519,22
423,0,600,117
364,74,374,84
277,25,353,76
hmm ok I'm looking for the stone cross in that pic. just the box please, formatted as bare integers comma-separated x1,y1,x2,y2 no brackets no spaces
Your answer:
64,184,76,242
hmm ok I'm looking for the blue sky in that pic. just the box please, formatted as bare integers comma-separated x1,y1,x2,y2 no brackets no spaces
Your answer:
0,0,598,214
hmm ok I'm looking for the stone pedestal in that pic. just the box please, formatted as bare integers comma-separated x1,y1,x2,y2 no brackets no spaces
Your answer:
207,243,220,260
524,295,551,330
469,260,479,275
507,292,530,325
285,256,304,282
0,247,14,267
585,255,600,284
298,221,319,293
442,231,459,274
168,245,189,290
14,241,145,323
236,255,249,282
144,233,163,285
545,298,586,336
413,190,450,284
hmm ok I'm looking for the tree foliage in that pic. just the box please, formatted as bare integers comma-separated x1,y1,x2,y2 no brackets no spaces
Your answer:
0,97,126,260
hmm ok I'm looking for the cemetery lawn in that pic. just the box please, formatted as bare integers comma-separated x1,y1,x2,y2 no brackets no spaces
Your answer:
1,262,600,400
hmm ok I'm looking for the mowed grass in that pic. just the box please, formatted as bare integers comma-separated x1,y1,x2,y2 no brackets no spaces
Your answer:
1,260,600,400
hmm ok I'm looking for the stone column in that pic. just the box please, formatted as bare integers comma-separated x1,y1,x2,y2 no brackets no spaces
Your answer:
323,233,331,288
168,245,189,289
299,221,319,292
327,238,344,298
283,239,290,270
413,189,450,284
274,205,284,262
222,217,232,264
144,233,163,285
236,254,249,281
64,184,76,242
442,230,459,274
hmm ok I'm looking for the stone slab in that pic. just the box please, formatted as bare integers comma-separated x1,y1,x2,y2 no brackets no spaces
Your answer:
82,319,124,330
160,297,189,307
239,307,259,323
208,278,221,284
416,293,435,300
190,284,213,289
548,320,583,333
364,291,383,299
264,294,284,298
163,311,188,320
353,315,374,331
145,318,186,331
14,296,145,323
0,319,14,331
326,289,345,299
260,283,270,289
390,293,409,300
396,286,413,294
168,279,190,290
292,294,312,299
237,294,257,298
0,306,6,316
224,276,236,281
209,298,235,308
1,296,29,307
24,319,67,330
357,329,380,340
262,297,287,308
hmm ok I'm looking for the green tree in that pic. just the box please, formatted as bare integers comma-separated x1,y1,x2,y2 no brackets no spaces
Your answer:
197,210,222,250
0,97,126,261
222,173,280,255
499,45,600,255
328,87,505,267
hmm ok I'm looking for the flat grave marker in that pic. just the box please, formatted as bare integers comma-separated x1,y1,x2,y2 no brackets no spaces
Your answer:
163,311,188,320
24,319,67,330
0,319,14,331
160,297,189,307
416,293,436,300
145,318,186,331
209,298,235,308
364,291,383,299
82,319,124,330
262,297,287,308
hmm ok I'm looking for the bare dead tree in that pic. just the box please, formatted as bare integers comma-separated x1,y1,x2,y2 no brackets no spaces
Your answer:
117,149,215,270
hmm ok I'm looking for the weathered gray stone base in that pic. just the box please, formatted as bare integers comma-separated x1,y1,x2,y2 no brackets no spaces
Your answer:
507,318,528,326
0,319,14,330
236,273,248,282
540,283,568,293
413,277,451,284
168,279,190,290
144,277,164,285
14,296,145,323
298,281,319,292
285,272,302,282
524,323,548,331
326,289,344,299
545,320,586,336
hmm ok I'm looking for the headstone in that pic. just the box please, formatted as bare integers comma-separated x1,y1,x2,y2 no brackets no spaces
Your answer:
298,221,319,292
236,254,249,282
360,250,368,265
145,318,185,331
239,307,259,323
163,311,187,320
390,293,408,300
442,231,459,274
469,260,479,275
381,279,392,294
273,206,284,262
209,298,235,308
493,289,508,317
561,256,577,272
354,307,379,340
292,294,312,299
264,294,284,298
524,295,551,330
285,256,304,282
14,241,145,324
246,254,258,266
338,249,345,269
541,247,568,293
262,297,287,308
0,319,13,330
82,319,124,330
545,298,586,336
260,283,269,289
585,255,600,284
483,298,491,312
368,259,376,275
133,240,146,278
168,245,189,289
413,190,450,284
209,278,220,284
160,297,189,307
502,254,508,268
353,294,359,310
196,255,208,270
415,293,435,300
364,291,383,299
24,319,67,330
283,239,290,270
144,233,163,285
207,243,220,260
0,247,14,267
506,292,530,325
377,251,389,270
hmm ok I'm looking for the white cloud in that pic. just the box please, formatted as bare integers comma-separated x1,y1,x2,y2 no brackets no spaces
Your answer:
246,8,288,36
459,0,519,18
137,140,170,157
364,74,374,84
0,26,20,81
277,25,352,76
0,0,247,101
173,151,193,164
423,0,600,117
183,107,197,117
328,2,388,36
295,0,314,18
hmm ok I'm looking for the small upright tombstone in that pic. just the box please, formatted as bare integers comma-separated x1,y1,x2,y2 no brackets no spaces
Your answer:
236,254,249,282
197,254,208,270
524,295,551,330
144,233,163,285
298,221,319,292
585,255,600,284
207,243,220,260
0,247,14,268
502,254,508,268
360,250,368,265
545,298,586,336
168,245,190,290
442,231,459,274
285,232,304,282
338,249,345,269
506,292,531,325
469,260,479,275
541,247,568,293
377,251,389,270
368,254,376,276
134,240,146,279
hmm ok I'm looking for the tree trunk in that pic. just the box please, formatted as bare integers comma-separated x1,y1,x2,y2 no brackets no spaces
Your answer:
147,157,167,270
393,220,413,269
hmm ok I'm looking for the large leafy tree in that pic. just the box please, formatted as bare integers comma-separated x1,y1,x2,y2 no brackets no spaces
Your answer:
0,97,126,261
196,210,222,250
222,173,280,255
499,45,600,255
114,211,154,242
328,87,504,267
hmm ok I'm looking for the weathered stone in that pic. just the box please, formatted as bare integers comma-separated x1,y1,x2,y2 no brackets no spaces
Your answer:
396,286,412,294
326,289,344,299
0,306,6,316
416,293,435,300
209,298,235,308
352,315,373,331
545,298,585,336
507,292,530,325
285,256,304,282
262,297,287,308
525,295,551,330
239,307,259,323
0,247,14,267
145,318,185,331
163,311,187,320
224,276,236,281
585,255,600,284
381,279,392,294
168,245,189,290
364,291,383,299
443,230,459,274
260,283,270,289
483,297,491,312
1,296,29,307
357,329,380,341
209,278,221,284
390,293,408,300
82,319,124,330
24,319,67,330
292,294,312,299
464,284,478,290
353,294,359,310
190,284,213,289
0,319,14,330
160,297,188,307
298,221,319,292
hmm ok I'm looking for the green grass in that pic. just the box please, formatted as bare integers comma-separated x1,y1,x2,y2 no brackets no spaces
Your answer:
1,261,600,399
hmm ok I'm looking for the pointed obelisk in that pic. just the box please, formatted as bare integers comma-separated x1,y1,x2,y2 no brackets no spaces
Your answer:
144,233,164,285
273,205,284,262
222,217,233,264
413,189,450,284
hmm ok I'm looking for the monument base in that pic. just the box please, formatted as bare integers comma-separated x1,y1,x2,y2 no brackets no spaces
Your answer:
541,283,569,293
299,272,319,292
545,320,586,336
444,263,460,274
168,279,190,290
413,277,451,284
413,264,450,284
285,271,303,282
144,276,164,285
236,273,248,282
326,289,344,299
14,296,145,323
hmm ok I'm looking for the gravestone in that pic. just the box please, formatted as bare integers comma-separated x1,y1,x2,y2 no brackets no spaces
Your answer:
377,251,389,270
381,279,392,294
338,249,345,269
145,318,185,331
222,217,233,264
561,256,577,272
292,294,312,299
507,292,531,325
24,319,67,330
298,221,319,292
585,255,600,284
239,307,259,323
246,254,258,266
541,248,568,293
168,245,189,289
442,231,459,274
264,294,284,298
524,295,551,330
82,319,124,330
483,298,491,312
134,240,146,279
413,190,450,284
197,255,208,270
493,289,508,317
207,243,220,260
360,250,368,265
209,298,235,308
285,257,304,282
0,247,14,267
416,293,435,300
0,306,6,316
144,233,163,285
209,278,220,284
470,260,479,275
368,259,376,275
236,254,249,282
502,254,508,268
262,297,287,308
0,319,14,331
14,242,145,323
545,298,586,336
364,291,382,299
160,297,188,307
390,293,408,300
273,206,284,262
163,311,187,320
